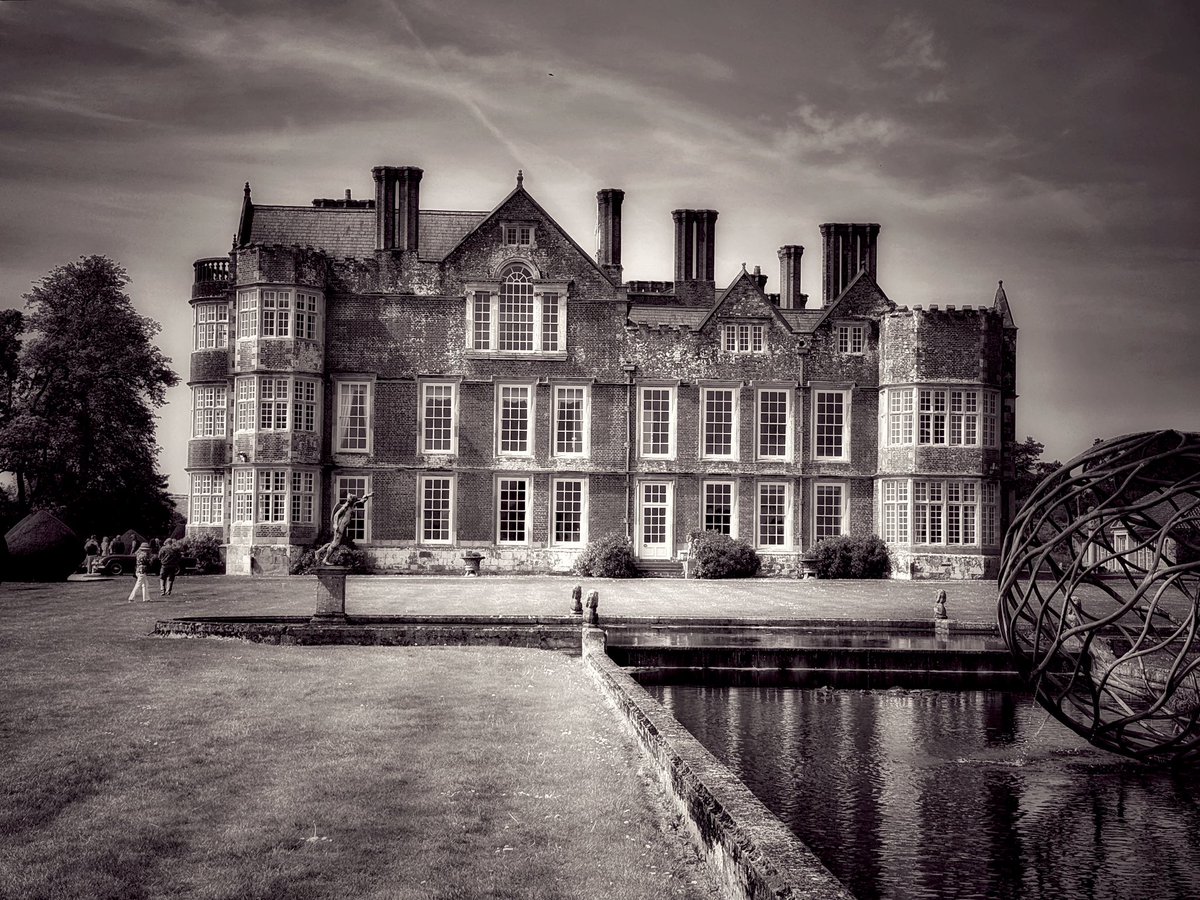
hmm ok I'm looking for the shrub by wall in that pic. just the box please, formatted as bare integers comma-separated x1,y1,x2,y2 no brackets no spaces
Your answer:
290,543,370,575
181,533,225,573
574,533,638,578
688,531,761,579
810,535,892,579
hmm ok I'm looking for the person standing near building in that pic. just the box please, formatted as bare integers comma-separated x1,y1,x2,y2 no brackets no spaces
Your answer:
126,544,153,603
100,535,111,557
158,539,181,597
83,535,100,573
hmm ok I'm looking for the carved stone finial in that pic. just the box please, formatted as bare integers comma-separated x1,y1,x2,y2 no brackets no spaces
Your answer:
517,169,524,187
571,584,583,615
244,181,251,198
934,589,948,620
584,589,599,625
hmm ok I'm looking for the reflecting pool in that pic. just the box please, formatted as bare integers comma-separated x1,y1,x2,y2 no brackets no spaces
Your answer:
647,686,1200,900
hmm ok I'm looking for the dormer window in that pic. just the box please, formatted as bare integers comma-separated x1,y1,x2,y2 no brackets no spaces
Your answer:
502,222,535,247
723,323,765,354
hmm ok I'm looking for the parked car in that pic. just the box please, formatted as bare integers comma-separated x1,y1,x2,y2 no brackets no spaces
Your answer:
91,553,199,576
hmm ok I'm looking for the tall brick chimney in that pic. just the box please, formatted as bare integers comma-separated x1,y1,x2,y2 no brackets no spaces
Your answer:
777,245,805,309
819,223,879,305
672,209,719,282
373,165,423,252
596,188,624,282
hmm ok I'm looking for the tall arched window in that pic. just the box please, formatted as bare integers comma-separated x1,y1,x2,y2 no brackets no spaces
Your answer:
465,264,566,355
498,265,535,351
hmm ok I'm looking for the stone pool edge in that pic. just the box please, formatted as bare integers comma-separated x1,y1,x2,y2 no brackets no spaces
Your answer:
582,628,855,900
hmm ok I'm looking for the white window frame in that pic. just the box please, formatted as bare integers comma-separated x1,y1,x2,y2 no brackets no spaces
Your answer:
813,482,847,543
464,272,567,356
418,474,456,545
189,473,226,526
755,387,793,461
496,476,531,545
700,386,739,461
420,381,458,456
756,481,792,550
194,302,229,350
722,323,766,354
256,469,288,523
701,479,738,538
812,388,851,462
501,222,537,247
290,470,317,525
192,385,227,438
234,377,256,432
837,323,865,355
335,474,372,543
236,289,258,339
881,478,910,543
638,385,677,460
233,469,254,523
550,476,588,547
258,376,291,431
496,383,535,458
292,378,320,434
294,291,322,342
552,384,590,458
335,380,374,455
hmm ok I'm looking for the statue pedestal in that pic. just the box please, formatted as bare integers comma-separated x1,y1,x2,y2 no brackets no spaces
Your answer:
312,565,349,622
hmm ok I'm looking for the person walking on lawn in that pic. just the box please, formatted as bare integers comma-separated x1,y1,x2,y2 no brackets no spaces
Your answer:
158,539,182,597
126,544,154,603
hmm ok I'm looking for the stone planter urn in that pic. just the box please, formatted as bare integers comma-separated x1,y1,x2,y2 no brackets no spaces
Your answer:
462,551,483,577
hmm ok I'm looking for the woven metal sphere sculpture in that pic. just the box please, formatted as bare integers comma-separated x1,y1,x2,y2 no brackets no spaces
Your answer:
998,430,1200,763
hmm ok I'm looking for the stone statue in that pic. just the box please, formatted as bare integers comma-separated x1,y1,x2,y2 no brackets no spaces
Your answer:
316,493,373,565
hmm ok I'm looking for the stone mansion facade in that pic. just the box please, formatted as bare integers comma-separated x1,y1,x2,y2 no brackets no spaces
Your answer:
187,165,1018,577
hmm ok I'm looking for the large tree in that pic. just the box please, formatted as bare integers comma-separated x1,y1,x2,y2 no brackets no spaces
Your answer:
0,256,179,535
1009,435,1062,508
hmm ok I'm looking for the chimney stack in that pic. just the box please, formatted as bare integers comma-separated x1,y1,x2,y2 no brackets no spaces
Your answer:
777,245,805,309
373,165,423,252
596,188,624,281
672,209,719,282
819,223,879,305
752,265,768,292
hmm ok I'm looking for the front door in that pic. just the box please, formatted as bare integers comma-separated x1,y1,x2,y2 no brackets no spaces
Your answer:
637,482,674,559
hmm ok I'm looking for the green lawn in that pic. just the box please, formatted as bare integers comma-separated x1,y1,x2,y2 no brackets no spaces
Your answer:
0,582,718,900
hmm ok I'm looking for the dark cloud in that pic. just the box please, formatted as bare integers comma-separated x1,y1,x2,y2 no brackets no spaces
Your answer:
1,0,1197,481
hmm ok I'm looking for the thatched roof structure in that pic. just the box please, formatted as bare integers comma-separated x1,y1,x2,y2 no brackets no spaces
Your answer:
5,510,79,582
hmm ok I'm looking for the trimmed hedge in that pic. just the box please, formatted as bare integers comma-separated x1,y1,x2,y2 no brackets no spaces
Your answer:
810,534,892,579
688,531,761,579
574,532,638,578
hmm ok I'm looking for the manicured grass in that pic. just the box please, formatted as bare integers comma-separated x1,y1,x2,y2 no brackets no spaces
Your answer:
0,582,718,900
66,571,1002,623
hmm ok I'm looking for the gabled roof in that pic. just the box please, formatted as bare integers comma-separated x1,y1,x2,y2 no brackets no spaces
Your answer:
807,267,893,331
441,177,617,286
697,268,796,334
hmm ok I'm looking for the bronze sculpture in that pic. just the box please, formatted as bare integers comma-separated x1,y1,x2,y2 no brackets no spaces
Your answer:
998,430,1200,762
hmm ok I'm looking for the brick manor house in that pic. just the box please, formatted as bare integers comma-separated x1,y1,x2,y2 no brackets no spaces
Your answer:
186,165,1018,578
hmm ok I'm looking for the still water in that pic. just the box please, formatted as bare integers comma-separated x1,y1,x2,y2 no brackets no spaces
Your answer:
647,686,1200,900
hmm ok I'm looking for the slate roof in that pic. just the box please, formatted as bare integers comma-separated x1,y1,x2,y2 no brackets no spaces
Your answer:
245,206,487,260
627,306,709,329
779,309,825,333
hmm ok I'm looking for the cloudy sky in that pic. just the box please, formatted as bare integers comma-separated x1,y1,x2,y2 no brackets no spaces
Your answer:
2,0,1197,493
